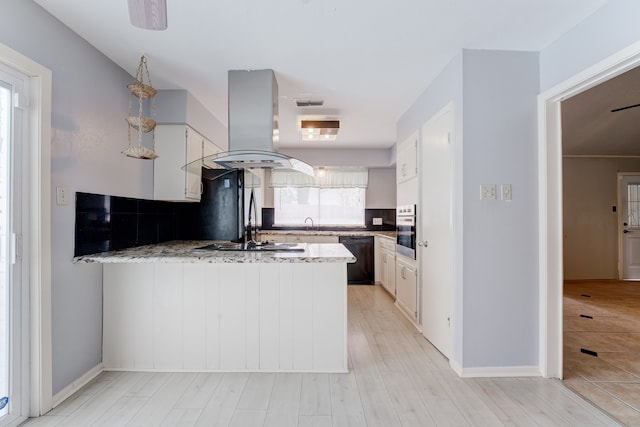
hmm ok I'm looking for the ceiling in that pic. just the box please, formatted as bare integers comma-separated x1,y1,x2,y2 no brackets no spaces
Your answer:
35,0,609,150
562,66,640,156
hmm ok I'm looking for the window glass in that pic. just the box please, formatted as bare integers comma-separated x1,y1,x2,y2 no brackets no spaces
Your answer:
274,187,365,226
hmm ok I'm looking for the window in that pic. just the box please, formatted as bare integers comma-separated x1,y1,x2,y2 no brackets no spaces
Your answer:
628,183,640,227
272,167,367,226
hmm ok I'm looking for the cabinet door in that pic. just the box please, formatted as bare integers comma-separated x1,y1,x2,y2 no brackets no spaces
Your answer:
397,132,418,183
384,250,396,296
185,128,204,200
396,259,417,320
203,139,220,159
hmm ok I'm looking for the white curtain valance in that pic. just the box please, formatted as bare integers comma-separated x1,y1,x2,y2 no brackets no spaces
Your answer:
270,167,368,188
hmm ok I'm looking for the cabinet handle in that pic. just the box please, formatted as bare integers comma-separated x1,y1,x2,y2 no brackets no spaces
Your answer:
200,182,204,195
401,266,406,280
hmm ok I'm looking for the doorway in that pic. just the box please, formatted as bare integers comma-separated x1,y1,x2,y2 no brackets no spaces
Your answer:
540,41,640,379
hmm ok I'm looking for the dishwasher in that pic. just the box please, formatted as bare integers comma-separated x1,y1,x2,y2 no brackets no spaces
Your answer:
339,236,374,284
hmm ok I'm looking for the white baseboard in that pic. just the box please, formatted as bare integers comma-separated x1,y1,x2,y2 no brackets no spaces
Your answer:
458,365,541,378
52,363,104,408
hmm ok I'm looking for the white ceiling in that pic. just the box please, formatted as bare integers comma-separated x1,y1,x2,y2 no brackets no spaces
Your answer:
35,0,608,150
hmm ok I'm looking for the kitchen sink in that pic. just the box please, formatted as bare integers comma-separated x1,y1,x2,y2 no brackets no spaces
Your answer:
194,242,307,252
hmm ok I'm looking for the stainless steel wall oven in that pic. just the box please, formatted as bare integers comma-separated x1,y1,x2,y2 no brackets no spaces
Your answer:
396,204,416,259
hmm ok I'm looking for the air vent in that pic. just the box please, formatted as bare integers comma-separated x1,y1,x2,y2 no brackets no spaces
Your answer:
296,99,324,107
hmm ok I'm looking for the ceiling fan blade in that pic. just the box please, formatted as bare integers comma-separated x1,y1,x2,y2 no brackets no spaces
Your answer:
127,0,167,31
611,103,640,113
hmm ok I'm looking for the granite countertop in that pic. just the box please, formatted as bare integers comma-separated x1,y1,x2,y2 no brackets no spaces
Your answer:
73,240,357,264
260,229,396,238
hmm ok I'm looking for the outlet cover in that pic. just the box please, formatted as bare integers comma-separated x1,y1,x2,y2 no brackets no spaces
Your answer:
480,184,496,200
501,184,512,201
372,217,383,225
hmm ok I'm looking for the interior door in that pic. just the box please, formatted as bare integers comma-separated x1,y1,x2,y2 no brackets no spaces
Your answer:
619,174,640,280
419,108,453,359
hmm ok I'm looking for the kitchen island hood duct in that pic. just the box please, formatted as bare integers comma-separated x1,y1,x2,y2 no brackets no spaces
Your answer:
184,69,314,177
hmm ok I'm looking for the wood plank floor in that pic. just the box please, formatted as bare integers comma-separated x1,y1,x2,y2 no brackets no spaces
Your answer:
564,280,640,425
21,284,619,426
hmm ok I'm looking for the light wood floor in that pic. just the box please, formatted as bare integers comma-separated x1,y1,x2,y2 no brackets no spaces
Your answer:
564,280,640,425
21,284,618,426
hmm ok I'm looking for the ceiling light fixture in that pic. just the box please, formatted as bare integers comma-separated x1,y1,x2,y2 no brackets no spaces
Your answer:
300,120,340,142
127,0,167,31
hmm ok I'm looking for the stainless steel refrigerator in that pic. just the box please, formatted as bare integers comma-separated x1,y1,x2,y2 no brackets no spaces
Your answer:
199,168,245,242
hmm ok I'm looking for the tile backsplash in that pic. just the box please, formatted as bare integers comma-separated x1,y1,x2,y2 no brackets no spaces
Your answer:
75,192,397,256
74,192,177,257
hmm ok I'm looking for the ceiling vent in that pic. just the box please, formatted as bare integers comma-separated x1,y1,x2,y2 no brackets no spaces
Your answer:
296,99,324,107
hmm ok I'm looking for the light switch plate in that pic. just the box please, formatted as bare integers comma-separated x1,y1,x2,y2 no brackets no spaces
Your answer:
56,186,69,206
372,217,383,225
480,184,496,200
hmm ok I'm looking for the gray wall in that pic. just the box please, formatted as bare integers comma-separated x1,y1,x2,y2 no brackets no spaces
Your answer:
540,0,640,92
563,157,640,280
462,50,539,368
1,0,152,393
397,50,540,369
366,168,396,208
156,89,227,150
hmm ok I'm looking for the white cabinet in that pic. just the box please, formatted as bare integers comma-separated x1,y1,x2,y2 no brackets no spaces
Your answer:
154,124,221,202
376,236,396,297
396,257,417,322
397,132,418,184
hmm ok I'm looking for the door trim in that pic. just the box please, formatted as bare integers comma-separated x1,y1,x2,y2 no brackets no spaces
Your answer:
539,40,640,378
0,42,52,416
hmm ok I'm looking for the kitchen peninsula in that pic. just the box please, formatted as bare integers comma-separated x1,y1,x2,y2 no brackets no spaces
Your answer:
75,241,355,373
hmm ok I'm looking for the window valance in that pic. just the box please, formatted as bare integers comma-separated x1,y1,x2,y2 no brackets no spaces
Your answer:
270,167,368,188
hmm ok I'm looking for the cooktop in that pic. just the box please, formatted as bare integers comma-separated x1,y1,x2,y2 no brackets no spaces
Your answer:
194,241,307,252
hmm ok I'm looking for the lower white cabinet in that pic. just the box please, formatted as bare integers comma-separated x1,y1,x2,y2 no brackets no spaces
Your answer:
381,248,396,296
102,262,348,372
395,257,417,322
376,236,396,297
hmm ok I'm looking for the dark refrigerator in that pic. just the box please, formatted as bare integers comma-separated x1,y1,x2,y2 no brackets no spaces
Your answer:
199,168,245,241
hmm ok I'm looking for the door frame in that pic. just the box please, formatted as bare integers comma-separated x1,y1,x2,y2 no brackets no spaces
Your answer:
0,42,52,417
539,40,640,378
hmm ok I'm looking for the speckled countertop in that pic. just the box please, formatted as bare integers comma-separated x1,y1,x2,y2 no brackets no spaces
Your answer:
260,230,396,238
73,240,357,264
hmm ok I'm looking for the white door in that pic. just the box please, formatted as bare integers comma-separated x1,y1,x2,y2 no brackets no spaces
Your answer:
619,174,640,280
419,108,453,359
0,64,28,426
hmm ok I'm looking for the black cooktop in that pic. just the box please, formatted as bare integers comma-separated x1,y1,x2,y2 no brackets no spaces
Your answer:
194,241,307,252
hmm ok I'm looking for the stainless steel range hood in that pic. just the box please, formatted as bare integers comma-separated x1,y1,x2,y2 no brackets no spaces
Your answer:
189,69,314,176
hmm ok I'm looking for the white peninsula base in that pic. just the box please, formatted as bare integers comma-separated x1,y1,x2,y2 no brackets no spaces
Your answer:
102,261,348,373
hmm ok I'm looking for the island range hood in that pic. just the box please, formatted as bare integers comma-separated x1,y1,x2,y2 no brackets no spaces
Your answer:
187,69,314,177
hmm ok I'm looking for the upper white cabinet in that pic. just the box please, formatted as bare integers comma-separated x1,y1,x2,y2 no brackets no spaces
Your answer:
396,132,418,184
154,124,221,202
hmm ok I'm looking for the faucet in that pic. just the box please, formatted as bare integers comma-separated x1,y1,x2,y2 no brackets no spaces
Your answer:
304,217,314,229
